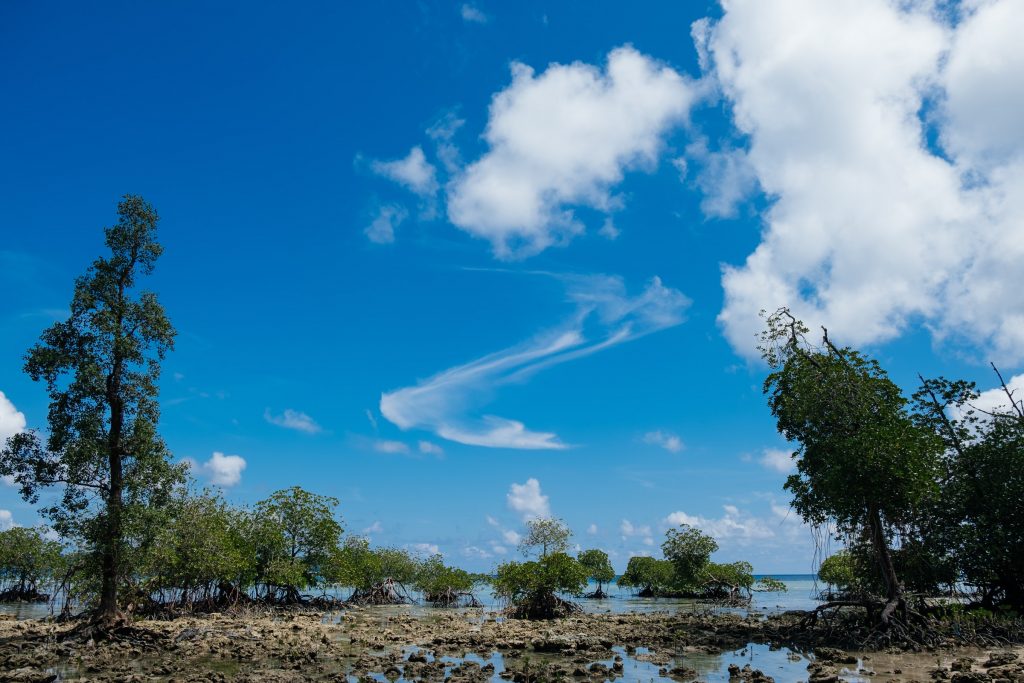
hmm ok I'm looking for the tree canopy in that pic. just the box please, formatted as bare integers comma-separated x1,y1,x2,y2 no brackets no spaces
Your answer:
0,195,184,630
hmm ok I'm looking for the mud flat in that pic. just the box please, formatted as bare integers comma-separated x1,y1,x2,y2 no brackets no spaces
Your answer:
1,608,1022,682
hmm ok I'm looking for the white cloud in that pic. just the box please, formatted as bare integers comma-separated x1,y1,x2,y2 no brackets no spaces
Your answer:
620,519,651,538
460,3,488,24
598,217,620,240
685,140,758,218
462,545,492,559
507,478,550,520
0,510,13,530
587,523,598,535
952,372,1024,422
486,515,500,527
759,447,795,473
371,146,439,197
364,204,408,244
706,0,1024,363
417,440,444,455
664,505,773,543
264,408,322,434
195,452,247,487
447,46,700,258
409,542,440,556
373,439,410,454
642,430,684,453
0,391,26,445
502,529,521,545
363,521,383,534
380,272,689,449
491,543,508,555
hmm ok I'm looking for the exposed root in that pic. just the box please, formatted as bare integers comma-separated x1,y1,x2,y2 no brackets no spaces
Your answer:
504,592,582,620
584,586,609,599
346,578,414,606
423,587,482,608
0,587,49,603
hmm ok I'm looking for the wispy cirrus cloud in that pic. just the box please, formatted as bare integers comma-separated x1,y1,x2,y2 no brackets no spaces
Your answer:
379,272,689,449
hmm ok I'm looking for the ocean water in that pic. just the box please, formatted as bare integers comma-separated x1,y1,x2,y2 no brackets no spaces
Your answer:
0,575,824,620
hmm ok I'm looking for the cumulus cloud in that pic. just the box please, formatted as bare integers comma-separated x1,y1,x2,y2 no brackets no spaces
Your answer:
409,542,440,556
460,3,487,24
373,440,410,454
380,272,689,449
0,391,26,446
759,448,795,473
619,519,651,538
364,204,408,244
462,545,492,559
193,452,247,487
642,430,684,453
705,0,1024,362
502,529,521,545
507,478,550,520
363,521,383,534
685,140,759,218
0,510,13,530
951,371,1024,422
371,146,439,197
664,505,774,543
587,523,598,535
264,408,322,434
620,519,654,546
447,46,701,258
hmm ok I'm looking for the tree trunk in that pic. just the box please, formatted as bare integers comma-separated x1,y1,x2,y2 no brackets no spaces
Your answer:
867,504,903,624
99,346,126,627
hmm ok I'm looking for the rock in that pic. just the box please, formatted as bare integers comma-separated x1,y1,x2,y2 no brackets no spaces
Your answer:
984,652,1019,669
0,668,57,683
953,658,977,672
814,647,858,665
666,665,698,681
950,672,992,683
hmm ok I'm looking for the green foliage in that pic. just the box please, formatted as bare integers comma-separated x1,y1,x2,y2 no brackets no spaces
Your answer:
577,548,615,588
0,195,185,620
913,374,1024,610
518,517,572,558
617,556,677,596
0,527,64,599
759,309,942,604
662,525,719,589
493,552,588,619
818,551,856,591
140,490,250,606
413,554,475,604
250,487,343,599
703,561,754,595
754,577,788,593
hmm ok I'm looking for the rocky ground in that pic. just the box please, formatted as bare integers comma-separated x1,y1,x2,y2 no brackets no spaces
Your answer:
0,607,1021,682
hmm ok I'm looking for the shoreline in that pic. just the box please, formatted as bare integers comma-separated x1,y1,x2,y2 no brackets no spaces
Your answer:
2,608,1022,682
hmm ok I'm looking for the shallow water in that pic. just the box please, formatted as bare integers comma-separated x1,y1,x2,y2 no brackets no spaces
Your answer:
345,640,1008,683
0,575,825,622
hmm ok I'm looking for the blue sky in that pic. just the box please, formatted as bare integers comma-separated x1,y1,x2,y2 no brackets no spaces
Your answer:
2,0,1023,572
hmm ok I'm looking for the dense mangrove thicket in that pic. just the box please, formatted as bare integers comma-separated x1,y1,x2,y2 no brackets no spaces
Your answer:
0,527,64,603
761,309,1024,638
0,485,494,615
